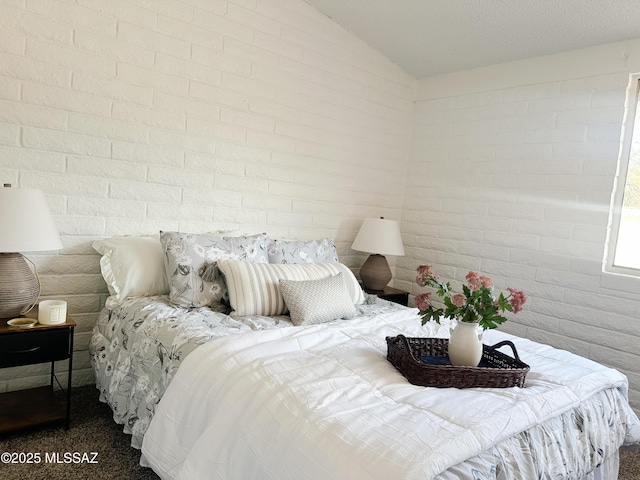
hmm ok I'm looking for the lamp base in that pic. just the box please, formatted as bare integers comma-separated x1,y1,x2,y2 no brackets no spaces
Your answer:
0,253,40,319
359,254,392,291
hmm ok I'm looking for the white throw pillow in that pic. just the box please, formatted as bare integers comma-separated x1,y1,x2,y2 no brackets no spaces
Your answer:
216,259,365,317
280,273,356,326
93,235,169,307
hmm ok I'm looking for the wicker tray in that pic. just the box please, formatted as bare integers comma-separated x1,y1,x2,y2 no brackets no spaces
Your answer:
386,335,530,388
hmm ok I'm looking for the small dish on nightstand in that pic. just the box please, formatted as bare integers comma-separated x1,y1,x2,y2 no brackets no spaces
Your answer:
7,318,37,328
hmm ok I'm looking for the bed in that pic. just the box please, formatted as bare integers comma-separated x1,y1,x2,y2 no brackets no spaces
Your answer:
89,232,640,480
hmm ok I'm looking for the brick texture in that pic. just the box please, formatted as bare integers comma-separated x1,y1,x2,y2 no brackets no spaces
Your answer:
1,0,639,416
400,43,640,412
0,0,415,392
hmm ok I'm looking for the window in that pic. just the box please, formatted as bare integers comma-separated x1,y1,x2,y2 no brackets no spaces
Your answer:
606,75,640,275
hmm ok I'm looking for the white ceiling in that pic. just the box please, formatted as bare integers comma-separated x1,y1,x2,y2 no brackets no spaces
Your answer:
304,0,640,79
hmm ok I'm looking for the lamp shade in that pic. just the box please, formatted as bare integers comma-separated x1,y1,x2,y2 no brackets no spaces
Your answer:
351,218,405,256
0,186,62,319
352,218,405,290
0,187,63,252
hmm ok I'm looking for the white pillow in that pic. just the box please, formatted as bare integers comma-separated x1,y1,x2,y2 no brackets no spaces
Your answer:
280,273,356,326
217,260,365,317
93,235,169,307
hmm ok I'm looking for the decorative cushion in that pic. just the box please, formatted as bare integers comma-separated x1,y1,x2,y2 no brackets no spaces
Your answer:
217,259,365,317
279,273,356,326
93,235,169,308
160,232,270,308
268,238,339,264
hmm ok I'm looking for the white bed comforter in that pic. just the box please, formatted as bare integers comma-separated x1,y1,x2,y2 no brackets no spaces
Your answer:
141,308,640,480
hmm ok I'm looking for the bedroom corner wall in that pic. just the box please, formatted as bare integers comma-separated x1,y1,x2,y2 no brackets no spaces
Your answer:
0,0,415,391
399,39,640,411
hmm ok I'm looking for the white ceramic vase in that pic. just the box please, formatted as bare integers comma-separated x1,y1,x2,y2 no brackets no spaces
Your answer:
448,321,483,367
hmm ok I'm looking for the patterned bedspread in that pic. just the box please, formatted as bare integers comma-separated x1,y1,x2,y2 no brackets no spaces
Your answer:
89,294,402,448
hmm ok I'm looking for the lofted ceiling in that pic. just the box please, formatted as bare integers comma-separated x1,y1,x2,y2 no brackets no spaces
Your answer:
304,0,640,79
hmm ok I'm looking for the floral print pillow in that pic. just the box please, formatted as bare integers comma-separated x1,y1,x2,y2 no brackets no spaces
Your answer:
160,231,270,309
267,238,339,264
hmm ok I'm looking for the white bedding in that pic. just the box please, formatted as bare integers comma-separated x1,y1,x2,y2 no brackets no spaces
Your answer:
90,294,406,448
141,308,640,480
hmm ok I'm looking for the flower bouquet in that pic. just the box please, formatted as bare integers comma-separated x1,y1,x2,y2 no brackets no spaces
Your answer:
415,265,527,331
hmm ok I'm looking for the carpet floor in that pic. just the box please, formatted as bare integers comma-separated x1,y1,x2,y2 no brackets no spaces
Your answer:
0,385,159,480
0,384,638,479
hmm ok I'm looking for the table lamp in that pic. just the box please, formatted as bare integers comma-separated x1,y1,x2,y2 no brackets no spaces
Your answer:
0,185,63,319
351,217,405,290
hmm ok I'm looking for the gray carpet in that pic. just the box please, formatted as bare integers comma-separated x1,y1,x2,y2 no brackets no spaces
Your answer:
621,448,640,480
0,385,158,480
0,384,639,479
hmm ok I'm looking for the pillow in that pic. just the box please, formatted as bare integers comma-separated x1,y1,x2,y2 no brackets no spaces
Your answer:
216,259,365,317
160,231,270,309
92,235,169,308
268,238,339,264
280,273,356,326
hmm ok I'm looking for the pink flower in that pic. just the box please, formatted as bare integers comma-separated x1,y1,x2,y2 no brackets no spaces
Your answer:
415,292,432,311
465,271,483,291
507,288,527,314
452,293,466,307
466,271,493,291
416,265,438,286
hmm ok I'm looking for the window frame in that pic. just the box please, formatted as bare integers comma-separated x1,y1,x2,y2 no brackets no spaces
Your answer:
605,74,640,277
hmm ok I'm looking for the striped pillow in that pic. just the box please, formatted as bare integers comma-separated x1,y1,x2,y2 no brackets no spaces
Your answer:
216,259,365,317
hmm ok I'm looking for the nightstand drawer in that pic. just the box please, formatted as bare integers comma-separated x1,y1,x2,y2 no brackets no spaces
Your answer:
0,329,71,368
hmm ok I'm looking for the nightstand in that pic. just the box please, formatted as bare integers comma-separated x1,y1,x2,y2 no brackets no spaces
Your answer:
363,285,409,306
0,315,75,433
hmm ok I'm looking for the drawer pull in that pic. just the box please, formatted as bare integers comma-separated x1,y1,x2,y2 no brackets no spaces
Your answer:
4,346,41,354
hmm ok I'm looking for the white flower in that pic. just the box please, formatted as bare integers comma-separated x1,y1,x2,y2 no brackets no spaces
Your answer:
193,243,205,257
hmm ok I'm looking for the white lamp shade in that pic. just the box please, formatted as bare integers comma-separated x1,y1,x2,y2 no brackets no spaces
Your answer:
0,187,63,252
351,218,405,256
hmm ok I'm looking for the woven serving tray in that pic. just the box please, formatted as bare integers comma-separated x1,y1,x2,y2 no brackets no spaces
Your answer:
386,335,530,389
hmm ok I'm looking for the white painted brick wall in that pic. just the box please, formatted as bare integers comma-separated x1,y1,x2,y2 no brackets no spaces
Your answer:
402,40,640,412
0,0,415,392
3,0,638,420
